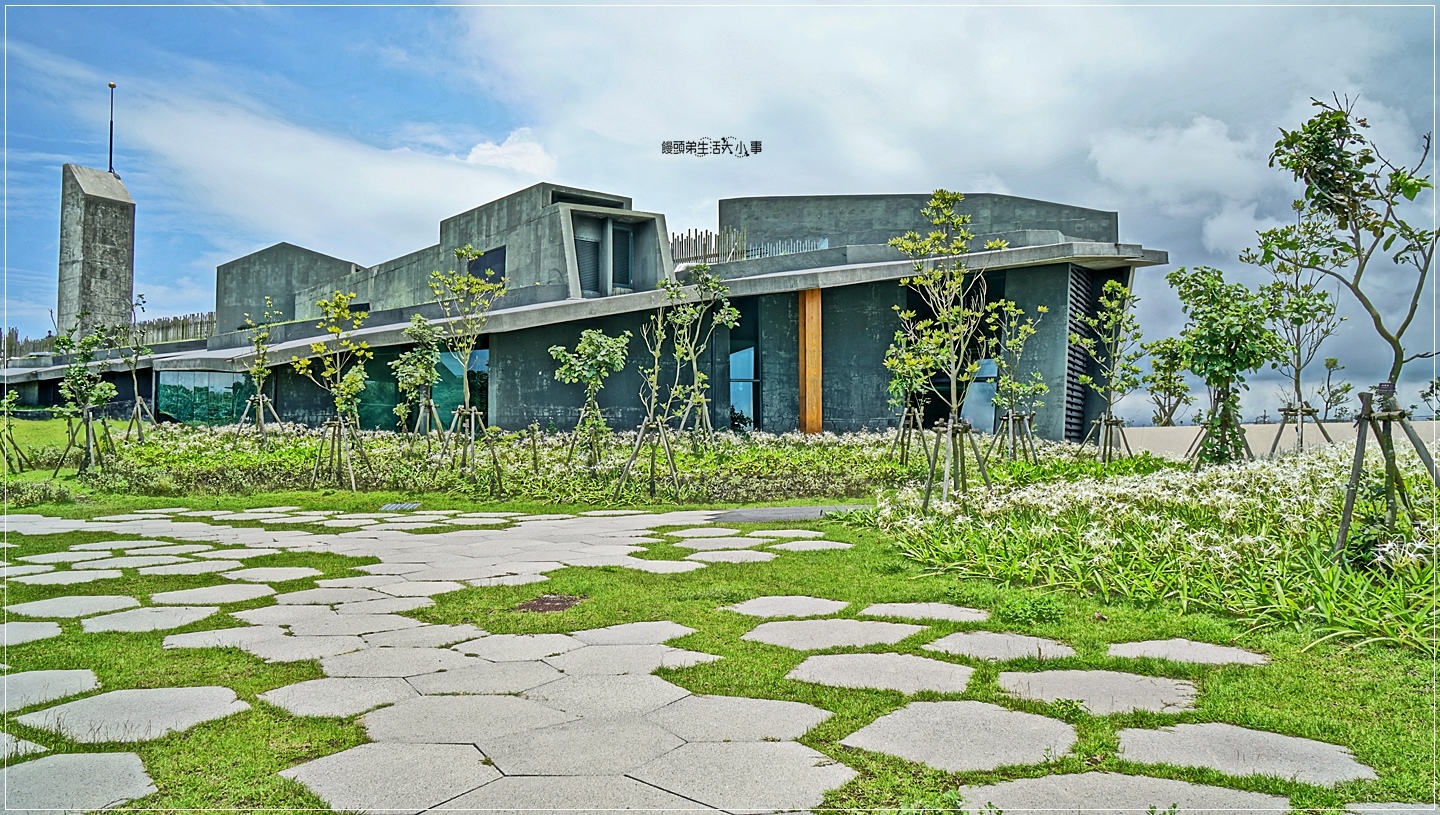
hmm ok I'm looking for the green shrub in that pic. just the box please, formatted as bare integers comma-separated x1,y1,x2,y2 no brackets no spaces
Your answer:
5,479,83,508
992,592,1066,625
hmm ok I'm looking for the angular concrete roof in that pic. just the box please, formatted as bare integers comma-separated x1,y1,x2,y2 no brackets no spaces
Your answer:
65,164,134,204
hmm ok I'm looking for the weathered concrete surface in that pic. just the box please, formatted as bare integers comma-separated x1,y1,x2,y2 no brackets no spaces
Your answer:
150,585,275,605
743,619,924,650
924,630,1075,661
3,752,155,813
726,596,849,618
646,695,832,742
480,715,684,775
58,164,135,334
998,670,1196,714
1107,638,1269,665
1118,723,1377,784
3,669,100,712
82,606,219,633
16,686,249,742
788,653,974,694
523,675,689,717
363,695,574,744
860,602,989,622
6,595,138,618
1,622,63,645
840,701,1075,771
280,743,499,815
259,677,418,718
955,771,1288,813
436,775,716,813
631,741,857,813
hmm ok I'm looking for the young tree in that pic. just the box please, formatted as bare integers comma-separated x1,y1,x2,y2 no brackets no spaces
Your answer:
549,328,632,466
51,318,118,476
1167,266,1283,466
1254,260,1342,449
290,291,372,488
389,314,443,439
1069,280,1145,459
429,246,507,416
239,297,284,441
668,266,739,439
986,300,1049,462
1141,336,1194,427
1418,375,1440,418
1313,357,1354,420
110,294,155,441
883,329,931,464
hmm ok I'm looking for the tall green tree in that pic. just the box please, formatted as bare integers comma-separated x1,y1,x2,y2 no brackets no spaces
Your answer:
1141,336,1194,427
1167,266,1283,465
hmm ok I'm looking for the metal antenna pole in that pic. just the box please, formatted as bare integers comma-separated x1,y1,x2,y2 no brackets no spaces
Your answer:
107,82,117,176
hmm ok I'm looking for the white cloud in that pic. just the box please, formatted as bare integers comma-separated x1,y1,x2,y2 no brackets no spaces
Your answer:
1200,201,1287,258
1090,117,1274,213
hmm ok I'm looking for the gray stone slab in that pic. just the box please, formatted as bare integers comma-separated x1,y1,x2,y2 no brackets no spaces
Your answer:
276,587,390,605
150,584,275,605
260,677,418,717
364,694,575,743
223,566,323,582
468,573,549,587
191,548,281,559
743,619,925,650
631,741,857,813
452,633,585,661
669,527,742,538
711,505,866,523
924,630,1076,661
481,714,684,775
726,596,849,618
240,634,368,662
320,647,474,677
1350,806,1440,815
0,564,56,578
436,775,717,814
544,644,714,675
1108,638,1270,665
769,539,854,551
125,544,214,555
647,694,832,742
232,604,336,626
686,550,776,563
287,614,426,637
335,597,435,615
374,580,466,597
840,700,1076,771
82,606,219,633
571,621,696,645
281,742,499,815
3,669,100,712
12,569,123,585
73,555,189,569
524,675,689,717
361,624,487,648
1,731,46,759
673,536,766,550
3,752,156,812
2,622,63,645
18,550,111,563
140,560,244,575
17,686,249,742
789,653,974,694
746,529,826,538
861,602,989,622
318,575,407,589
1119,722,1377,784
6,595,139,618
408,660,563,695
72,539,173,550
998,670,1197,714
164,625,287,650
956,772,1290,814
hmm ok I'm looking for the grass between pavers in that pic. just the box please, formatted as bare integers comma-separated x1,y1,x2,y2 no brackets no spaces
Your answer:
0,497,1431,812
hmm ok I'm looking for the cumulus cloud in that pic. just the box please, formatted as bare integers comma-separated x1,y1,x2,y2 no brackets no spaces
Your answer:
1201,201,1288,258
1089,117,1275,213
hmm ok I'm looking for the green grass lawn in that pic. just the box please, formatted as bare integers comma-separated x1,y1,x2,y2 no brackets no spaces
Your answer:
1,491,1431,812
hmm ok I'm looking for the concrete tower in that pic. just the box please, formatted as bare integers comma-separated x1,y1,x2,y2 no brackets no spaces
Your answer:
57,163,135,335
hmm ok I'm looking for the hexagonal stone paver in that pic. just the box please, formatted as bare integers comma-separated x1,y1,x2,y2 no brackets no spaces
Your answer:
452,633,584,661
234,604,335,626
18,550,112,563
769,539,853,551
320,647,474,677
632,741,856,812
956,771,1289,813
789,653,974,694
998,670,1196,714
2,621,63,644
1119,722,1377,784
524,675,689,717
16,686,249,742
3,752,156,812
287,614,427,637
0,564,55,578
481,715,683,775
860,602,989,622
140,560,243,576
82,606,219,633
571,621,695,645
672,536,766,550
726,596,849,618
223,567,323,582
668,527,741,538
742,619,925,650
408,660,563,695
150,584,275,605
840,700,1075,771
3,669,100,712
260,677,418,717
11,569,123,585
281,743,499,814
686,550,775,563
1108,638,1269,665
1,731,46,759
364,695,574,743
646,694,832,741
924,630,1075,661
746,529,826,538
6,595,139,618
164,625,287,650
544,644,718,675
1349,806,1440,814
437,775,717,813
126,544,213,555
374,581,466,597
276,588,389,605
337,597,435,615
361,624,486,648
240,634,368,662
73,555,189,569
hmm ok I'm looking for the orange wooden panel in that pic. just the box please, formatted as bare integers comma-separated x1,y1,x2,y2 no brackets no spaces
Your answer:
798,288,823,434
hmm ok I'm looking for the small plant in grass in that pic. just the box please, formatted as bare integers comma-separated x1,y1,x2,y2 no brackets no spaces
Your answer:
549,328,632,466
992,592,1066,625
1313,357,1354,421
1048,697,1089,722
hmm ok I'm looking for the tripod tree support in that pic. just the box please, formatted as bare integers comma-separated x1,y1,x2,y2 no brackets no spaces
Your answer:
1334,384,1439,557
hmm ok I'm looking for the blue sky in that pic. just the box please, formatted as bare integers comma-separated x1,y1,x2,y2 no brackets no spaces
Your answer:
4,2,1436,420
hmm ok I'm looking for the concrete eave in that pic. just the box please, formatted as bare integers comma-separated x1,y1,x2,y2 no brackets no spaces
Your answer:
67,240,1164,372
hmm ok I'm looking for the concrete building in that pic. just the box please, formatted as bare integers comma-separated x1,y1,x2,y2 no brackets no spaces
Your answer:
6,181,1167,441
57,164,135,334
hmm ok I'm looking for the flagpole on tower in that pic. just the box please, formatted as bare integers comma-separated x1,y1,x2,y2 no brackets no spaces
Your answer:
107,82,117,177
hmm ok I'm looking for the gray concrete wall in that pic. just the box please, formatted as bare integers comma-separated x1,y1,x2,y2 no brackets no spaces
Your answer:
996,263,1074,441
57,164,135,335
1118,421,1440,457
758,292,800,432
719,193,1118,248
215,243,360,334
821,282,905,431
